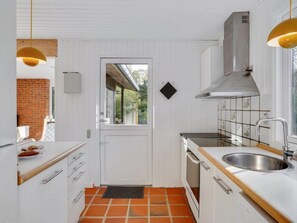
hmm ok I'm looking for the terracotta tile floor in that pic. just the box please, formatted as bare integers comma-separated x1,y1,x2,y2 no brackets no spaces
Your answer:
80,187,196,223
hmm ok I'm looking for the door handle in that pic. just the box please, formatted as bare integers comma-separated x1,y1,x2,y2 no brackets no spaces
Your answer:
100,119,108,123
186,151,199,165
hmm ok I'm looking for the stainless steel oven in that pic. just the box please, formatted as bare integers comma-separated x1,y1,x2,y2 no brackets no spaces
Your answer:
182,133,237,222
185,150,200,212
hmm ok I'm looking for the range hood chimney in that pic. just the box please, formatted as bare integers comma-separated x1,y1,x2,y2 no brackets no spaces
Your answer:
196,12,260,99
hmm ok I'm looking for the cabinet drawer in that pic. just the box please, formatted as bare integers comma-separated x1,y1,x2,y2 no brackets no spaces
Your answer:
68,154,86,177
68,166,87,196
68,148,86,166
68,189,85,223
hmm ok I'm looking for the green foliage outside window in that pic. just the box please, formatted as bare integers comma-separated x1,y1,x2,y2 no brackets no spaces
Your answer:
115,66,148,125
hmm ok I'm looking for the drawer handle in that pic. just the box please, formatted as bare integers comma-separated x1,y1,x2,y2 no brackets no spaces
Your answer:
73,190,84,204
201,161,210,171
74,162,86,172
213,177,232,195
73,152,84,161
73,171,86,182
42,169,63,184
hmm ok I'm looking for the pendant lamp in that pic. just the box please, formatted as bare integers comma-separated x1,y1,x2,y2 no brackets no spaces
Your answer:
17,0,46,66
267,0,297,48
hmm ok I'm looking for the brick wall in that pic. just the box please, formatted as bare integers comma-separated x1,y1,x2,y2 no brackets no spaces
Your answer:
17,79,50,140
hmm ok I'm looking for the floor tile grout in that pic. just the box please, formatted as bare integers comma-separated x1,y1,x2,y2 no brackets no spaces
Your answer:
81,187,195,223
165,189,173,223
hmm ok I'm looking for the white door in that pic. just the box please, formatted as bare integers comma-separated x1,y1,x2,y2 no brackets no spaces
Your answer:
100,58,153,185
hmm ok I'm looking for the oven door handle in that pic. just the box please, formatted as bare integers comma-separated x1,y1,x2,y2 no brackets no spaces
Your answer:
186,151,200,165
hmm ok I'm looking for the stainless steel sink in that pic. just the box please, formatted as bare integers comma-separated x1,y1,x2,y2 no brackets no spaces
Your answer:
222,153,294,172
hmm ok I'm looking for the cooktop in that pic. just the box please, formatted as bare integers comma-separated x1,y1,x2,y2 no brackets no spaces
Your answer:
180,133,229,139
189,137,241,147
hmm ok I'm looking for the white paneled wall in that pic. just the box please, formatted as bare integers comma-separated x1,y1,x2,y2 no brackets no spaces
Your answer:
249,0,284,96
55,40,218,187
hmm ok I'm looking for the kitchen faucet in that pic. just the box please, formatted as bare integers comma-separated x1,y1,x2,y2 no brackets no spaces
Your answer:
255,117,295,161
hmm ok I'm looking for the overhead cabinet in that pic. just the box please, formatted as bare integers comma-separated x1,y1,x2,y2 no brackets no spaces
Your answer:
200,46,223,92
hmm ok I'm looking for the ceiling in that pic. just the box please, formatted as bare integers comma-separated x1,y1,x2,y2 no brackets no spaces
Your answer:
16,0,262,40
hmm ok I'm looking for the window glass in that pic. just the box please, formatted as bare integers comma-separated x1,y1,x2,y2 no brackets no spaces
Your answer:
105,64,148,125
292,47,297,135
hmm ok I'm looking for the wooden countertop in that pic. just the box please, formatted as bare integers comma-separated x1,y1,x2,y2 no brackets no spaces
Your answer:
17,141,86,185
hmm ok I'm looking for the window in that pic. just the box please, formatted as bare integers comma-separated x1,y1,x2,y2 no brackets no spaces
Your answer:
105,63,149,125
273,8,297,146
291,48,297,136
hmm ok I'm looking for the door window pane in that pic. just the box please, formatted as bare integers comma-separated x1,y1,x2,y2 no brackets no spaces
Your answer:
105,63,148,125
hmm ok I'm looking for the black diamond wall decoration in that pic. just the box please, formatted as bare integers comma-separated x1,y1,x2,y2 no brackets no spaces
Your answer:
160,82,177,99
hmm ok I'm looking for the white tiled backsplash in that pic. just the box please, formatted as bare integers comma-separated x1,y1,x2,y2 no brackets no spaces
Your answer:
218,95,272,146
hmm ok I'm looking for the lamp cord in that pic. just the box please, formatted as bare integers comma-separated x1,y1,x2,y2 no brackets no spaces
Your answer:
30,0,32,46
290,0,292,18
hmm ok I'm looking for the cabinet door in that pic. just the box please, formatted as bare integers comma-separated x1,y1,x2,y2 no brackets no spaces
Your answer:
180,137,187,187
200,46,223,92
199,156,215,223
18,159,68,223
213,170,238,223
236,192,276,223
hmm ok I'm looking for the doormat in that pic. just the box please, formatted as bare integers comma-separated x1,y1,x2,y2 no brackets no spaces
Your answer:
102,186,144,199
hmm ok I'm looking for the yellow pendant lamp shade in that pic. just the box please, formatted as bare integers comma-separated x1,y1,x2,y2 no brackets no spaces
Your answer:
17,47,47,66
267,0,297,48
16,0,46,66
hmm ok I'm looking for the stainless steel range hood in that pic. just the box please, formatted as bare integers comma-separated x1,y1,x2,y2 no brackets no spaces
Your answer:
196,12,260,99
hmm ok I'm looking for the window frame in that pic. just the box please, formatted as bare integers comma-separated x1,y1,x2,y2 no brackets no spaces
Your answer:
99,58,153,130
273,6,297,147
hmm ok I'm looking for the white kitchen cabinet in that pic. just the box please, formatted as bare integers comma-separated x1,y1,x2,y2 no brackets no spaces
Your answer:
213,168,239,223
200,46,223,92
18,159,68,223
236,192,276,223
68,146,87,223
199,153,275,223
199,155,215,223
180,136,187,187
18,144,88,223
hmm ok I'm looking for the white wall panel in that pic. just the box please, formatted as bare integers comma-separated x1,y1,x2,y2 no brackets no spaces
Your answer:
55,40,218,187
249,0,284,96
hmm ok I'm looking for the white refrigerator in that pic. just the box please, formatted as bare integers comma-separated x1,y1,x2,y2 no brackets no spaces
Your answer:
0,0,18,222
